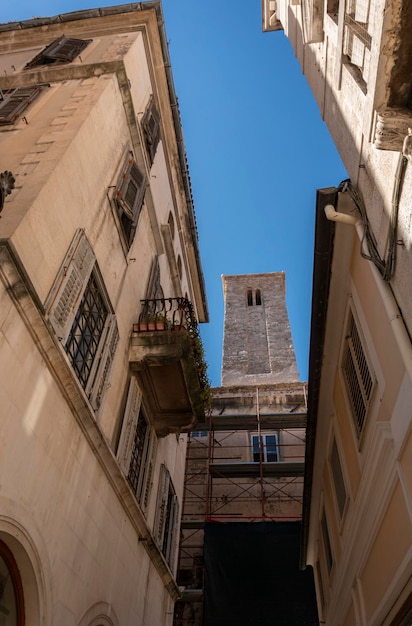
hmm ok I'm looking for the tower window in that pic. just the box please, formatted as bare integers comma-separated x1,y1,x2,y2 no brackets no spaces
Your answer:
255,289,262,305
247,289,253,306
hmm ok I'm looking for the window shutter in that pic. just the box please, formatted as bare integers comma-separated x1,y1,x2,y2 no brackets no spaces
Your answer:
141,434,157,514
0,86,47,125
87,315,119,411
116,160,146,220
45,229,95,343
154,464,170,547
165,495,179,570
117,378,143,475
44,37,90,62
142,97,161,164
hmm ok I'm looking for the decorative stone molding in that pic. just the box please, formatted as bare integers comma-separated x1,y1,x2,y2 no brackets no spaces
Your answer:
261,0,283,32
374,107,412,151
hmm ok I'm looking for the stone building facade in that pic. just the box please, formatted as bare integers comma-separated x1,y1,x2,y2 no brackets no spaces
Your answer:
0,4,208,625
261,2,412,623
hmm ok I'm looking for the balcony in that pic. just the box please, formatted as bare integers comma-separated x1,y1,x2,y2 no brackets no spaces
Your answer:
129,298,210,437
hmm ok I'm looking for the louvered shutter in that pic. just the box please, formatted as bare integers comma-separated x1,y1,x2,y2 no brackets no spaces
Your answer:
154,464,170,548
26,36,91,67
141,434,157,514
116,160,146,221
45,229,95,343
87,315,119,411
44,37,90,62
117,378,143,475
142,98,161,164
0,86,47,125
165,495,179,570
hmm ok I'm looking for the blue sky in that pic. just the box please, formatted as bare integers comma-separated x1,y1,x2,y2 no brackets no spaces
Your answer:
3,1,346,386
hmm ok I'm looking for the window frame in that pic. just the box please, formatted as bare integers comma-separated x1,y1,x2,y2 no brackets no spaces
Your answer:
251,433,279,463
0,85,49,126
25,35,91,68
45,229,118,411
113,157,146,248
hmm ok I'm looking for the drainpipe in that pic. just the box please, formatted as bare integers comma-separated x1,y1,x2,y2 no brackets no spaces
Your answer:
324,204,412,383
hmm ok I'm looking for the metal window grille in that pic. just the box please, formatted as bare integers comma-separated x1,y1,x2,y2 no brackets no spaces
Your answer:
65,272,108,389
342,310,374,437
128,408,151,503
343,0,372,84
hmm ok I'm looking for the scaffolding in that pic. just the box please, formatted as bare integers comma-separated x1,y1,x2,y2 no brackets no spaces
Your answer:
174,383,307,626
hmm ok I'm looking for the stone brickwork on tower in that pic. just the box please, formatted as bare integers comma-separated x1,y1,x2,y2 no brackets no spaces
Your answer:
221,273,298,386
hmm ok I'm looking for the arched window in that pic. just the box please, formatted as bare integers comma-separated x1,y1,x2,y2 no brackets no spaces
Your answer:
177,255,183,279
255,289,262,306
0,540,25,625
247,289,253,306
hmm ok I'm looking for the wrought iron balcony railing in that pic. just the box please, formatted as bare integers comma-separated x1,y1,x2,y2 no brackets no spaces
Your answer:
132,298,211,412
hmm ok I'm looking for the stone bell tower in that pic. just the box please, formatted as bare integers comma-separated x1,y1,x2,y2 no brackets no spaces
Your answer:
221,273,299,386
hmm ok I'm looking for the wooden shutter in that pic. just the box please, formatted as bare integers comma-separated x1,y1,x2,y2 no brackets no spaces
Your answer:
154,464,170,548
141,434,157,514
142,97,161,164
116,159,146,221
165,495,179,570
45,229,95,343
117,378,143,475
0,86,47,125
87,315,119,411
26,36,91,67
44,37,90,61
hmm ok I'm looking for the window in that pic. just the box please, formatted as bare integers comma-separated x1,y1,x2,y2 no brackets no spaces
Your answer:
251,434,278,462
25,35,91,68
117,378,156,513
0,540,24,625
246,289,263,306
141,96,161,165
154,464,179,569
343,0,371,91
0,85,48,125
342,307,374,438
45,229,118,411
191,431,208,438
114,157,146,247
330,438,347,518
321,510,334,574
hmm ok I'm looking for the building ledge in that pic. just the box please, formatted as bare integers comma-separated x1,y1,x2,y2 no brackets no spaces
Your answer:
209,462,305,478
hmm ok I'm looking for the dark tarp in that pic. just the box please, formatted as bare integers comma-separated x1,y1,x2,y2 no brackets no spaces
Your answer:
204,521,319,626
